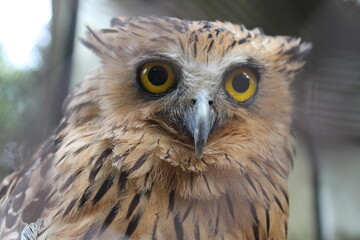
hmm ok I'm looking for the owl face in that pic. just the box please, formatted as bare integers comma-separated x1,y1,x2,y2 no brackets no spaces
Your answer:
81,16,310,174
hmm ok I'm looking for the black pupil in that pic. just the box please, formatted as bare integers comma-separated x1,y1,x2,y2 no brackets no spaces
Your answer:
148,66,168,86
232,73,250,93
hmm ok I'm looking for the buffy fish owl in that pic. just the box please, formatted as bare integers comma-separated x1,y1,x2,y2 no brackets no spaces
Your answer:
0,16,311,240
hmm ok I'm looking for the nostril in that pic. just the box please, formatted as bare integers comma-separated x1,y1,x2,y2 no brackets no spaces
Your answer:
191,99,197,105
208,100,214,105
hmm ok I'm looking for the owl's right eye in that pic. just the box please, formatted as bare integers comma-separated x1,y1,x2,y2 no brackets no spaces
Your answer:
138,61,175,94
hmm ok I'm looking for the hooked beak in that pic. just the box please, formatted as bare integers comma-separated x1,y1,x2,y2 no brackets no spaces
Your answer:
184,91,216,160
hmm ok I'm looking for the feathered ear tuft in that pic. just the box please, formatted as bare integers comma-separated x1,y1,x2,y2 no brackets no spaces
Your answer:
111,17,127,27
282,39,312,63
296,42,312,61
79,26,117,60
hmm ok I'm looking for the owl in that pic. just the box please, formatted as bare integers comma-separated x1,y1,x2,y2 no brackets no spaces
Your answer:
0,16,310,240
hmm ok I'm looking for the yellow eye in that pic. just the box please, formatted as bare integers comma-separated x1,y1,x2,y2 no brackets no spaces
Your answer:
225,68,258,102
139,61,175,94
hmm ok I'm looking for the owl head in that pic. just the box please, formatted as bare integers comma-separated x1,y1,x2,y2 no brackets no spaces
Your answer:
76,16,310,198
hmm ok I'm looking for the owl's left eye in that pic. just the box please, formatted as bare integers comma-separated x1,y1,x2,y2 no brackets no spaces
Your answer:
224,67,258,103
138,61,175,94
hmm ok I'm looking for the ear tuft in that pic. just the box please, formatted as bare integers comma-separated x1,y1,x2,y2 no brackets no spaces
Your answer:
111,17,127,27
80,26,114,60
284,40,312,62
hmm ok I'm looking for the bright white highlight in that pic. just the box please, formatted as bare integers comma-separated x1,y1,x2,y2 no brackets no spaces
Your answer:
0,0,52,69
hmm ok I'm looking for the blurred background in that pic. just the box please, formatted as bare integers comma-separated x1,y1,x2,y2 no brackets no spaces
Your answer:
0,0,359,239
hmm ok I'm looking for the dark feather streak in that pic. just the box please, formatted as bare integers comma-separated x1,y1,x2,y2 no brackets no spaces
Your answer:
79,186,92,208
264,173,278,190
249,157,263,170
173,24,184,33
74,143,91,156
266,208,270,236
128,153,149,175
194,42,197,58
85,26,113,52
80,39,101,55
174,213,184,240
224,153,232,163
92,175,114,205
118,170,129,192
274,196,285,213
63,199,77,217
214,206,220,235
249,202,259,223
111,18,126,27
129,22,147,31
202,175,212,194
60,169,83,192
100,203,120,233
244,173,258,194
207,39,214,53
265,161,286,179
253,223,260,240
168,190,175,212
126,193,141,219
151,214,159,240
101,29,119,34
280,186,289,205
194,220,200,240
89,148,113,181
225,40,237,52
123,212,142,239
257,180,270,202
225,193,235,221
238,38,247,45
178,37,185,53
0,184,9,200
215,28,224,36
181,204,192,222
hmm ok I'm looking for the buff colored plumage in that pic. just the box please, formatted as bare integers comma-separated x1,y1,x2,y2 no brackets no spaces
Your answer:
0,16,311,240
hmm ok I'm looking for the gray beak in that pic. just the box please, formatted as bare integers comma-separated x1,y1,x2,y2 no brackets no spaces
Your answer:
184,91,216,160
